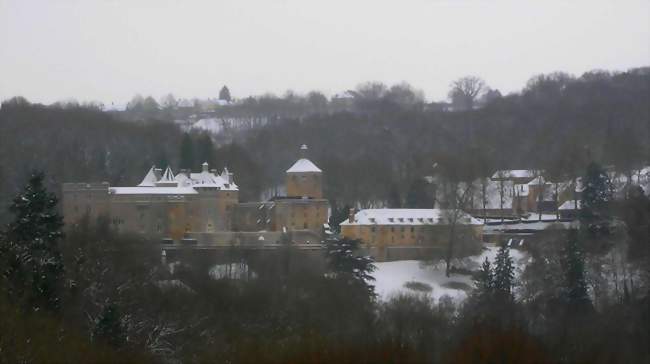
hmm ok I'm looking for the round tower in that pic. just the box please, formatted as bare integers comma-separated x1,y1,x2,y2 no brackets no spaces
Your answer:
286,144,322,199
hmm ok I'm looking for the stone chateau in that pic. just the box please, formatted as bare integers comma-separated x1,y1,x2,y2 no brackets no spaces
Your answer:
62,145,329,245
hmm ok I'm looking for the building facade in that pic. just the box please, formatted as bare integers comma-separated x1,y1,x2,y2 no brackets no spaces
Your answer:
231,144,329,234
63,164,239,240
62,145,329,243
340,208,484,261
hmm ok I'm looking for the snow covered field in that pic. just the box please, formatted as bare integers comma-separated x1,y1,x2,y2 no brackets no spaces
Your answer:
372,244,529,302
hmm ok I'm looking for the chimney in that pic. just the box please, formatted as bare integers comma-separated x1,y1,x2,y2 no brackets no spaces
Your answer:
348,208,355,223
202,161,209,172
299,144,308,158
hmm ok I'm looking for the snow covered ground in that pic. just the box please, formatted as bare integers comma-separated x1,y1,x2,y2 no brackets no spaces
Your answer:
372,244,529,302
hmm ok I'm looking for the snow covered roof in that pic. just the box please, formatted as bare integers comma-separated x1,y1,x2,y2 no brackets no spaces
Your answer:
286,158,322,173
138,166,161,187
341,209,483,226
156,167,178,187
160,167,175,181
130,163,239,193
188,172,237,190
491,170,538,180
559,200,581,210
110,187,198,195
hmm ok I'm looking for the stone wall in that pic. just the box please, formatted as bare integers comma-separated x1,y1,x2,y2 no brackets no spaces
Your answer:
286,171,322,199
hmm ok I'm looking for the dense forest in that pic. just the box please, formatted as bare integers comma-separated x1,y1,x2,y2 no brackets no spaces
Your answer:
1,68,647,222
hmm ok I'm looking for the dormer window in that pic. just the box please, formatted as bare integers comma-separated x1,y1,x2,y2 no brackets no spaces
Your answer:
427,218,434,223
388,218,394,223
408,218,413,223
369,218,376,223
398,218,404,222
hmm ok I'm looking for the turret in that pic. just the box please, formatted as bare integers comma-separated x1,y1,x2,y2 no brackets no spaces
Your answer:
286,144,322,199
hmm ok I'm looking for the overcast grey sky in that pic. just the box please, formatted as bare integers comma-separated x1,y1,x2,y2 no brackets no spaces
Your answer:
1,0,648,105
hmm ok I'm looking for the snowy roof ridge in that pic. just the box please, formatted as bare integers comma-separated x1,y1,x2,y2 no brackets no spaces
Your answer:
138,166,159,187
491,169,538,180
286,158,322,173
160,166,175,182
110,187,198,195
341,208,483,226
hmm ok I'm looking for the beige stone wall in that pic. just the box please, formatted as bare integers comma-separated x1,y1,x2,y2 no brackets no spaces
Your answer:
341,223,483,253
109,195,190,239
232,199,328,234
62,184,239,240
231,202,276,232
62,183,111,227
286,172,322,198
274,199,328,231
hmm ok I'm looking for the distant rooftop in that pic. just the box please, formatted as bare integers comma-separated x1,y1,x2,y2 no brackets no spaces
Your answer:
124,163,237,195
341,208,483,226
286,144,322,173
286,158,322,173
109,187,198,195
491,169,538,180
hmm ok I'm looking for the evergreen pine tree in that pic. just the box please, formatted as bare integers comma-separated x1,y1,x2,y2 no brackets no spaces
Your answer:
0,172,64,312
327,203,352,233
493,244,515,301
580,161,613,220
179,133,195,170
562,229,592,312
473,257,494,301
219,85,232,102
325,236,376,296
93,303,126,348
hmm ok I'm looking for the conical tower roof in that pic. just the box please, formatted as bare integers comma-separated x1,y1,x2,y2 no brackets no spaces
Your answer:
155,166,178,186
286,144,321,173
160,166,175,182
138,166,159,187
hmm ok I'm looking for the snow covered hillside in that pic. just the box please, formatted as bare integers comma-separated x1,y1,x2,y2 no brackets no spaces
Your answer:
178,116,268,134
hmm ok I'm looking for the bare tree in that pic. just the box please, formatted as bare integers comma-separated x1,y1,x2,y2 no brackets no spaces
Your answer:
442,181,475,276
448,76,486,111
